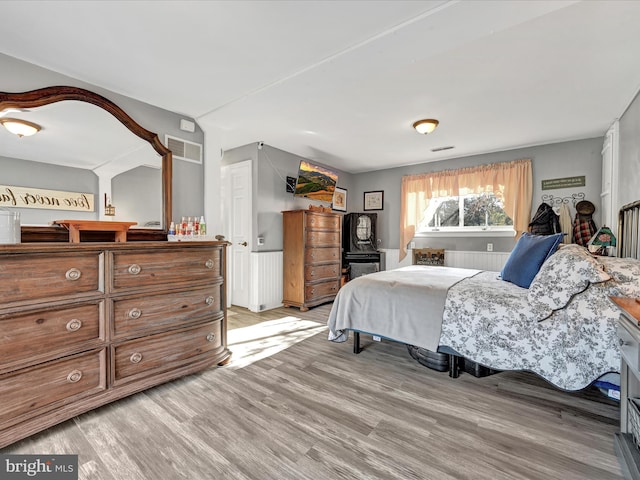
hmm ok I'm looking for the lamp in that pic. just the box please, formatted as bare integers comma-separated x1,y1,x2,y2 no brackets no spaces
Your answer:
413,119,439,135
0,118,41,137
587,225,616,256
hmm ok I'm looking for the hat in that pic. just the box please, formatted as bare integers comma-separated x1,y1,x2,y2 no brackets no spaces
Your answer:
576,200,595,215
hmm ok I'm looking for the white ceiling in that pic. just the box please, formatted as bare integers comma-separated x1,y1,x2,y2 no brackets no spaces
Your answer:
2,0,640,173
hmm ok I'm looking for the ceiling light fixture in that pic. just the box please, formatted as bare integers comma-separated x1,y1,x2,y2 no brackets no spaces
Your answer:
0,118,41,137
413,118,439,135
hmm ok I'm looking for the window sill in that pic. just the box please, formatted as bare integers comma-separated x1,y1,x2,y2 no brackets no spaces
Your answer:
415,230,516,238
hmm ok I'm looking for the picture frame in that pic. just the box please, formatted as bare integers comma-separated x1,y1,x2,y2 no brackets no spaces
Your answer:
363,190,384,211
332,187,347,212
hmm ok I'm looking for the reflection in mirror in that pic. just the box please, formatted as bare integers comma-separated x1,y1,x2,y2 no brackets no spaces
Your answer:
0,101,161,227
0,86,172,241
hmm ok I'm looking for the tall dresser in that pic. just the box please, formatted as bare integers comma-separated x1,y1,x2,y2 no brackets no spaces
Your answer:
282,209,341,311
0,241,231,448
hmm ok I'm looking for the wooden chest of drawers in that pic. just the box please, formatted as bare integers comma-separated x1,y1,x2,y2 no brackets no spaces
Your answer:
282,209,341,311
0,241,230,448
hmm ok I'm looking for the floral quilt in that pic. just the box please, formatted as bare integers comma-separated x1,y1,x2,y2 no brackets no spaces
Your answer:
439,247,640,391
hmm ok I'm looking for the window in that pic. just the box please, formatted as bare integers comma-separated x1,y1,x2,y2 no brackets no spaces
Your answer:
399,159,532,260
419,192,513,232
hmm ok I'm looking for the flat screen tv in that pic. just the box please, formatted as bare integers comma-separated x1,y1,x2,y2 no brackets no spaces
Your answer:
294,160,338,203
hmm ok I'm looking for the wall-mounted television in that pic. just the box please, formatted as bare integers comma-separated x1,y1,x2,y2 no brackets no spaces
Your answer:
294,160,338,203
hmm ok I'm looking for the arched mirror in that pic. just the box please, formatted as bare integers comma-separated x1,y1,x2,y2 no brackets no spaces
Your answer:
0,86,171,242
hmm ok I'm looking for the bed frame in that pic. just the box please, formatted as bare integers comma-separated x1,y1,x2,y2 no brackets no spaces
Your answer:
351,201,640,380
618,200,640,259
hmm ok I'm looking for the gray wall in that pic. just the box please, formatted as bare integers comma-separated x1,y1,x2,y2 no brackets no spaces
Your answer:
112,166,162,227
0,53,204,226
352,137,604,252
618,90,640,210
222,142,354,251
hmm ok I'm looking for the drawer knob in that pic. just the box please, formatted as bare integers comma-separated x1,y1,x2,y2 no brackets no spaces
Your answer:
205,259,215,269
66,319,83,332
128,264,141,275
311,288,315,294
310,271,315,276
130,352,143,364
206,333,216,342
620,338,630,347
65,268,82,281
67,370,83,383
128,308,142,319
205,295,215,306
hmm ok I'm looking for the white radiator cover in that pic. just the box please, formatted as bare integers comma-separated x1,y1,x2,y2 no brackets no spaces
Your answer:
249,251,283,312
380,248,510,272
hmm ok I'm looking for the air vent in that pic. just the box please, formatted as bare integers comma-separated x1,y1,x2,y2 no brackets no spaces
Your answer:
165,135,202,164
431,146,455,152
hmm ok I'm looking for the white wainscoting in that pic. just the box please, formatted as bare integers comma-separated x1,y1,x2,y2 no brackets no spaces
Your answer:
249,251,283,312
380,248,510,272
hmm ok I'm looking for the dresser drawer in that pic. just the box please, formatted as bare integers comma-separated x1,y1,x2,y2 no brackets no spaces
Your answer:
112,285,223,340
0,252,103,305
305,280,339,301
112,320,223,384
110,247,221,292
619,321,640,378
0,302,104,373
0,349,106,429
306,213,340,231
305,263,340,282
306,230,340,247
305,247,340,265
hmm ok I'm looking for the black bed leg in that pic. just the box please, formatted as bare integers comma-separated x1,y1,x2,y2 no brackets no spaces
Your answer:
449,354,461,378
353,332,361,354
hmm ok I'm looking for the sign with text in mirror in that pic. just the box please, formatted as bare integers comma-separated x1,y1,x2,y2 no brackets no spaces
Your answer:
0,185,95,212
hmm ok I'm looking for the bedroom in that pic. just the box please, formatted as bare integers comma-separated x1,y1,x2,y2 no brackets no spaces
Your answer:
2,1,640,478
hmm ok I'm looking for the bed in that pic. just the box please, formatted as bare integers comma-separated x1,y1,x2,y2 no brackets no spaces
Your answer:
327,202,640,392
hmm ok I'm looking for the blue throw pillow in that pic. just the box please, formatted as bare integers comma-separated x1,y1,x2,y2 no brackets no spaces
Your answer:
500,233,564,288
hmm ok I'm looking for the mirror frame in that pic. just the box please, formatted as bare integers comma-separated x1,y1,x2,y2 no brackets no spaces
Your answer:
0,85,172,242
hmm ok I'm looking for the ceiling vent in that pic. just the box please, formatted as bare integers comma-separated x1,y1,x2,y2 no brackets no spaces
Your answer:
165,135,202,164
431,145,455,152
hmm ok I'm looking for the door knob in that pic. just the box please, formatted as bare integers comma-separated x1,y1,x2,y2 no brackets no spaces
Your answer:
238,241,248,247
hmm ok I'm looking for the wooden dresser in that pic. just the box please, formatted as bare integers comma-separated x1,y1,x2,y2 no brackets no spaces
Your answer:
611,296,640,479
282,209,341,311
0,241,231,448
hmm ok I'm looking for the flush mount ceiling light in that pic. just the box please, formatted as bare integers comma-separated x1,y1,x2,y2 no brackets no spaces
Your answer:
413,118,439,135
0,118,41,137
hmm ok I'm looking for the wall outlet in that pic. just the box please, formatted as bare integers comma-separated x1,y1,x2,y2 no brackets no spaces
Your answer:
410,241,416,249
257,236,265,246
487,243,493,252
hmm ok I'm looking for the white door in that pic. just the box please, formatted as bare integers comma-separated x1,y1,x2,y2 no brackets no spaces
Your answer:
222,160,252,308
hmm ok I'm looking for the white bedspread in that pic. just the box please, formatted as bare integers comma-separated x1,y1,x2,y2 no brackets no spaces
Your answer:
327,265,480,351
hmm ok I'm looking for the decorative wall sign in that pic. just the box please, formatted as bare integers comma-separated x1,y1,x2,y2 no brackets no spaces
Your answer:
541,176,585,190
0,185,95,212
364,190,384,211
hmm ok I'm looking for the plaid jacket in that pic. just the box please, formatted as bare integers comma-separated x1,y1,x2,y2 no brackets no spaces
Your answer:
572,213,597,246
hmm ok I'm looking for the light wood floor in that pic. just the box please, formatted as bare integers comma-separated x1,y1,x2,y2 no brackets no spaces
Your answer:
2,304,623,479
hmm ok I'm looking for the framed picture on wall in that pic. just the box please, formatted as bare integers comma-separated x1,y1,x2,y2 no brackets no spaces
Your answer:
364,190,384,211
332,187,347,212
